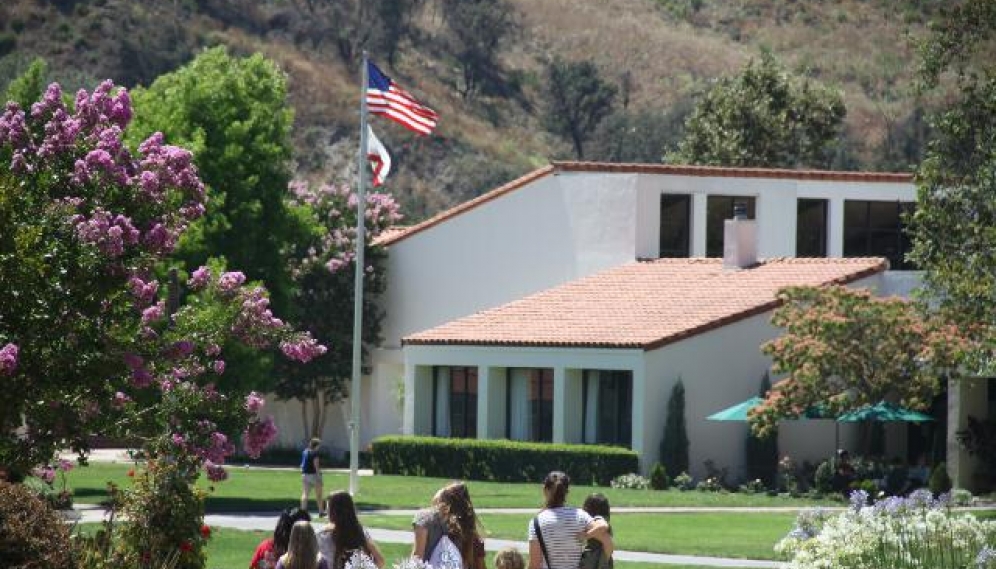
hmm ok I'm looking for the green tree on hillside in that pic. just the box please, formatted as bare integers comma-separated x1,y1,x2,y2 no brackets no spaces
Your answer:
542,59,618,159
2,57,48,109
441,0,516,99
588,102,693,163
127,47,310,388
668,52,846,168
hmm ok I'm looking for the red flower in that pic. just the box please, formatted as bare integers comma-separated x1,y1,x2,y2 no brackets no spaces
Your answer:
200,525,211,539
179,541,193,553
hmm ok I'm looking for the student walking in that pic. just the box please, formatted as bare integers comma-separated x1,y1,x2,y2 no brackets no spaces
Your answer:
301,438,325,517
527,472,613,569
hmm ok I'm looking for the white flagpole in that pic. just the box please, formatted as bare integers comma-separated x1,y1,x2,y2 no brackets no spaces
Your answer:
349,52,369,497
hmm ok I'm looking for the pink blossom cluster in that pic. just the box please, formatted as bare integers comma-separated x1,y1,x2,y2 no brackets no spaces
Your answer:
203,460,228,482
197,431,234,464
279,336,328,363
73,208,140,257
32,465,56,484
231,287,285,347
242,415,278,459
245,391,265,414
286,180,402,277
128,275,159,306
0,343,17,376
137,131,205,208
189,266,211,290
218,271,247,293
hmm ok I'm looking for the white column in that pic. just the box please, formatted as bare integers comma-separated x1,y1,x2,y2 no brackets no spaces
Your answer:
553,367,582,444
631,365,648,473
405,365,433,436
827,197,845,257
690,193,708,257
477,367,507,439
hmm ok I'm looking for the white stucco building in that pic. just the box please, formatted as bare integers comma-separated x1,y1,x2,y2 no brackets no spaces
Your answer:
270,161,991,488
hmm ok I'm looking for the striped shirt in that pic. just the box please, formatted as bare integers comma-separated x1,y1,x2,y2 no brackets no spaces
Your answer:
527,507,593,569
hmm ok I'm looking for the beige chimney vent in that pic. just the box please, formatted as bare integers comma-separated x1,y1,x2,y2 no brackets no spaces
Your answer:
723,203,758,269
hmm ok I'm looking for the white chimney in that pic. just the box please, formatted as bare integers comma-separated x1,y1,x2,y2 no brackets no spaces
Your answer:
723,202,757,269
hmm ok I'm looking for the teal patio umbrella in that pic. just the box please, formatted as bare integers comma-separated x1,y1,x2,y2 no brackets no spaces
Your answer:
837,401,934,423
706,397,765,421
707,397,832,421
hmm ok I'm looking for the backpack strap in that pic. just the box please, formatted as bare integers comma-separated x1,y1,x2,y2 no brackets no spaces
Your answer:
532,516,552,569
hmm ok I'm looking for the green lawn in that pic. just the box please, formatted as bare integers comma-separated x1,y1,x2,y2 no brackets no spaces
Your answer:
360,512,795,560
67,463,837,511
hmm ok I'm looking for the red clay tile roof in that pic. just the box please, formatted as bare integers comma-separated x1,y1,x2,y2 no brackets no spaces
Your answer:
403,257,888,350
376,162,913,247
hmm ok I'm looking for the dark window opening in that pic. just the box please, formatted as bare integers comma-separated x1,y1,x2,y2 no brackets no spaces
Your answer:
431,366,478,438
582,370,633,447
660,194,692,258
796,199,828,257
707,196,756,257
843,200,915,270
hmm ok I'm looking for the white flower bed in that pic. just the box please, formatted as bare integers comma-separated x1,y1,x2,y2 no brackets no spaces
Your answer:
776,489,996,569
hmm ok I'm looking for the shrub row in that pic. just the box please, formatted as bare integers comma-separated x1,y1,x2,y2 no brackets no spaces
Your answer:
371,436,639,485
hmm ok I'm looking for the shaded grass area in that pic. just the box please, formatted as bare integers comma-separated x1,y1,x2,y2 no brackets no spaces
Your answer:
361,512,795,561
67,463,838,511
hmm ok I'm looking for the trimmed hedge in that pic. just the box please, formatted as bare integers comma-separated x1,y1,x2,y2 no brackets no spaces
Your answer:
371,436,639,485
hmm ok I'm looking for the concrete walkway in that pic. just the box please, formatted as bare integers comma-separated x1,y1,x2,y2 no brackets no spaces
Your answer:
72,506,779,568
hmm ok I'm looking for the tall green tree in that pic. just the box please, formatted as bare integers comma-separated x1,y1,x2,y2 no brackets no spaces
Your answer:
441,0,516,99
668,52,846,169
660,379,690,476
127,47,306,326
542,59,618,159
745,373,778,487
908,0,996,341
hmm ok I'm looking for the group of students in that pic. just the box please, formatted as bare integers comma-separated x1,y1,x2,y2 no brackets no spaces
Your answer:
251,444,615,569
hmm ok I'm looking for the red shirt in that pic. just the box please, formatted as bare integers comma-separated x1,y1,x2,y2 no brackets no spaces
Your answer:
250,537,280,569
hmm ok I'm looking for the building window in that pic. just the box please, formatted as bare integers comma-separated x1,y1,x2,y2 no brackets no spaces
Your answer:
431,366,477,438
507,368,553,442
796,199,828,257
843,200,915,269
706,196,756,257
660,194,692,258
582,370,633,447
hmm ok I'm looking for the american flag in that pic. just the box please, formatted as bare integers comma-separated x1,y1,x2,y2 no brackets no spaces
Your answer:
366,61,439,136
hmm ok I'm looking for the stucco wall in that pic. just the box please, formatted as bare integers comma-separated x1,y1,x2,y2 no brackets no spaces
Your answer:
380,173,642,349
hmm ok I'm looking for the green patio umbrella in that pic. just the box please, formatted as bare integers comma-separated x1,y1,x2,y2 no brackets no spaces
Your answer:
706,397,765,421
836,401,934,423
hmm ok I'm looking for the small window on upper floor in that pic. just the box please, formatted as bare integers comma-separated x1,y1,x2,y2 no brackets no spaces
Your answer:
660,194,691,258
706,196,756,257
797,199,828,257
843,200,916,270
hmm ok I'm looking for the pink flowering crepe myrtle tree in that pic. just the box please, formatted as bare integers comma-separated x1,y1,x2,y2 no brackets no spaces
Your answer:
276,181,400,437
0,81,325,483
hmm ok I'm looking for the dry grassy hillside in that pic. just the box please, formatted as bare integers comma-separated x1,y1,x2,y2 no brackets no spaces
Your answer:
0,0,942,221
